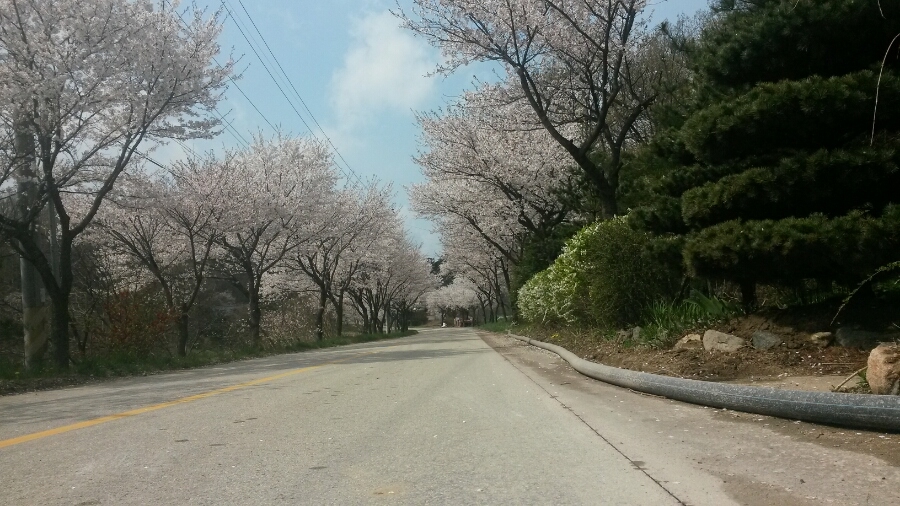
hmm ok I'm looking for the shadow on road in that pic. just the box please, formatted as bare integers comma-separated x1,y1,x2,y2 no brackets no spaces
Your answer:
0,331,489,428
335,345,488,365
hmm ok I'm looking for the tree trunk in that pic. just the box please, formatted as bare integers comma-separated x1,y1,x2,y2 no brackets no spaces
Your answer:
177,307,189,357
315,286,327,341
335,292,344,337
15,115,49,370
740,280,758,312
248,291,262,349
49,292,70,368
21,256,49,369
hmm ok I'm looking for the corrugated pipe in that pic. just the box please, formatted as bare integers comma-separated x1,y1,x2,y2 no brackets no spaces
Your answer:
509,333,900,432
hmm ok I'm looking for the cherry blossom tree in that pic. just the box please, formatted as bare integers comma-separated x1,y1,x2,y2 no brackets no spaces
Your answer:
0,0,232,367
410,91,572,265
93,155,228,356
345,213,436,334
410,89,575,319
426,279,478,325
442,226,511,323
210,134,336,349
398,0,661,217
290,181,394,339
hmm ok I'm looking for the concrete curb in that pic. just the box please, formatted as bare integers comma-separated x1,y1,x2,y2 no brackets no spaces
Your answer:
508,333,900,432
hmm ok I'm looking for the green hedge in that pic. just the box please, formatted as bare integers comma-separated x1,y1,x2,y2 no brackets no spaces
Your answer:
696,0,900,89
681,148,900,228
518,218,682,328
684,205,900,285
681,71,900,164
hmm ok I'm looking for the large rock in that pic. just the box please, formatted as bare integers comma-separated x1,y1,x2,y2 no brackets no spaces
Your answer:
751,330,781,350
615,326,643,342
836,327,882,349
809,332,834,348
703,330,746,353
867,344,900,395
674,333,702,350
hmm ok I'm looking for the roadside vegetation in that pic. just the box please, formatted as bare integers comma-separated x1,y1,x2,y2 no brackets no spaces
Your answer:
0,1,435,379
2,1,899,389
0,330,417,395
408,0,900,384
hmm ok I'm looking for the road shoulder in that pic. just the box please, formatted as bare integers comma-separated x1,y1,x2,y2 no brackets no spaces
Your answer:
479,331,900,506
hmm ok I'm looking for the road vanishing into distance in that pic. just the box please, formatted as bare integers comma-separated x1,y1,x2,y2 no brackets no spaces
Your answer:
1,328,898,505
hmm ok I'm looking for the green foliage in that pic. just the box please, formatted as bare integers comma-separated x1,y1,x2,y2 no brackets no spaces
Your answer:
684,289,740,320
639,291,739,348
630,0,900,304
518,218,682,328
681,71,900,165
640,300,702,347
681,148,900,228
700,0,900,90
684,205,900,285
517,259,578,325
510,223,579,304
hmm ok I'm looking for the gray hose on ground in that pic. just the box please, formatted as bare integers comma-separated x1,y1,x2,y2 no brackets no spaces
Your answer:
509,333,900,432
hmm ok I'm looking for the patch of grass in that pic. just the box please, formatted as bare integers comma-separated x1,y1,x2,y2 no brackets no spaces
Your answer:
639,300,705,348
479,320,514,333
639,292,741,348
0,330,417,393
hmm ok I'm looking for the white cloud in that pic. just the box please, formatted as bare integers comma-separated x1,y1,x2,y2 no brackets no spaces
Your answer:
330,11,437,130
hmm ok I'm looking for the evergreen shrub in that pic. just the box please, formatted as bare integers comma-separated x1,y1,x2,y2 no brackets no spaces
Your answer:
518,218,681,328
630,1,900,304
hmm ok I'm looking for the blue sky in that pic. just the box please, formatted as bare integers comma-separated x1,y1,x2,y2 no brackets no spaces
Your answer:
168,0,711,257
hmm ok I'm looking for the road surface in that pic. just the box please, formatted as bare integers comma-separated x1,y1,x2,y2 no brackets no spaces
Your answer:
1,328,897,505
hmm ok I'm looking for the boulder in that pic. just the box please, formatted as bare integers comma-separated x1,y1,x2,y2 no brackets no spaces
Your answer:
835,327,882,349
867,344,900,395
751,331,781,350
674,333,703,350
615,327,643,342
809,332,834,348
703,330,746,353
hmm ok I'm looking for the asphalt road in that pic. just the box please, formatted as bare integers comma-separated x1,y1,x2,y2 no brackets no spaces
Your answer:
1,328,897,505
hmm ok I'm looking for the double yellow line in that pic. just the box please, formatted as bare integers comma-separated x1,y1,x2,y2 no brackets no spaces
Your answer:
0,351,374,450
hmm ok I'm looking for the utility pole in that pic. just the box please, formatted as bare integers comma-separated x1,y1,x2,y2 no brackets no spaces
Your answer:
14,112,50,369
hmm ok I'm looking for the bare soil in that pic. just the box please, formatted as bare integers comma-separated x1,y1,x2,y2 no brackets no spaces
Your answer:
516,297,900,393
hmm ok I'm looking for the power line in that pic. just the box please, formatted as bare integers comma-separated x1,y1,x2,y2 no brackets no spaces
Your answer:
214,107,251,150
169,0,364,187
220,0,362,186
165,0,260,152
233,0,359,182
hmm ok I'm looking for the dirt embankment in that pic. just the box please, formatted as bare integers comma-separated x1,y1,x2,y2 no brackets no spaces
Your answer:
517,298,900,393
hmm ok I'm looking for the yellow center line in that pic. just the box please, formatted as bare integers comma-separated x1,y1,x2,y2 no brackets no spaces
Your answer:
0,350,379,450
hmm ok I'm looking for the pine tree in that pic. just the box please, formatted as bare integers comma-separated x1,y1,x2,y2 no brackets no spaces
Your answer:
632,0,900,306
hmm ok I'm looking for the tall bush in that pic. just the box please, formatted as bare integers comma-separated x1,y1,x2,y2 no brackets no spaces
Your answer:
518,218,681,328
631,0,900,306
